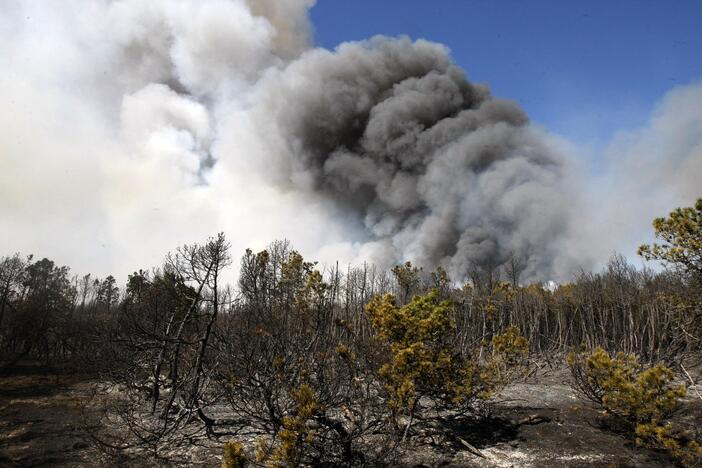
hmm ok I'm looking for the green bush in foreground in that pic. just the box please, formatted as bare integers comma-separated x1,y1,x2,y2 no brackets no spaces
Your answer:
567,347,701,466
222,440,247,468
365,290,529,431
262,384,321,467
222,385,321,467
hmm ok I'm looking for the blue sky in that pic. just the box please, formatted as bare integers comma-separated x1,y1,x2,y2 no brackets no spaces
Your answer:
311,1,702,148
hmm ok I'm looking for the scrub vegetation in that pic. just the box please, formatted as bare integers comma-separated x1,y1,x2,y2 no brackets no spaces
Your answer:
1,199,701,466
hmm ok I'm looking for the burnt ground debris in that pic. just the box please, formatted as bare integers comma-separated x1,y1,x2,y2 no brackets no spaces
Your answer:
2,363,699,467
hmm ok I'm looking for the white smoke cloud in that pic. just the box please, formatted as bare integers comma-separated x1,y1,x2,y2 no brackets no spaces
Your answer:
0,0,326,281
584,81,702,265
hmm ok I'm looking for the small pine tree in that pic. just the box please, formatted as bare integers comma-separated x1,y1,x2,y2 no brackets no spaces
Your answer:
567,347,701,466
366,290,529,433
254,384,322,467
638,198,702,283
222,440,247,468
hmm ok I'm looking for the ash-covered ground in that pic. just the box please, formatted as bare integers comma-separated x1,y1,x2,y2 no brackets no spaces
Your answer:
2,362,699,467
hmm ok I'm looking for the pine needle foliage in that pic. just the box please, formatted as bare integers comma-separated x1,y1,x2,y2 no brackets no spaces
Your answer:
639,198,702,283
567,347,701,466
366,290,529,427
222,440,247,468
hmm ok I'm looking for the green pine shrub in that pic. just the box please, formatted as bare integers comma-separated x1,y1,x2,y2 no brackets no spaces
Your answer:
366,289,530,432
567,347,701,466
222,440,247,468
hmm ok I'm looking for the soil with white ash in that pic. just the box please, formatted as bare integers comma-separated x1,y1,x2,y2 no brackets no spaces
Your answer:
0,364,102,467
1,363,700,467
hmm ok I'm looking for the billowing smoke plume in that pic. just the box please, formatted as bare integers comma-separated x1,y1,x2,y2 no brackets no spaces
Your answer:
5,1,699,284
250,38,577,282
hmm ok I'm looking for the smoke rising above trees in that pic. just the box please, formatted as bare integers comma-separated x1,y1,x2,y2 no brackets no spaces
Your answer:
1,0,701,283
250,36,577,282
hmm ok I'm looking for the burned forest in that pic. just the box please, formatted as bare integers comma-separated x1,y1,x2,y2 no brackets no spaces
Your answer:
2,1,702,466
1,200,702,466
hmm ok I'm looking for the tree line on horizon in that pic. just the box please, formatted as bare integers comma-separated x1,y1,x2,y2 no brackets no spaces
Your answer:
0,199,700,465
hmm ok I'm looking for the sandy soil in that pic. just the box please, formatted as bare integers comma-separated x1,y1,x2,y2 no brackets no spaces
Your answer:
1,364,699,467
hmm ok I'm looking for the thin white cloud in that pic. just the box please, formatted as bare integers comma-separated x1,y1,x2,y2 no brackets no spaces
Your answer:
580,81,702,267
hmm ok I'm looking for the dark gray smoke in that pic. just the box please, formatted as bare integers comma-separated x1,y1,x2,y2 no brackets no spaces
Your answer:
255,37,576,282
